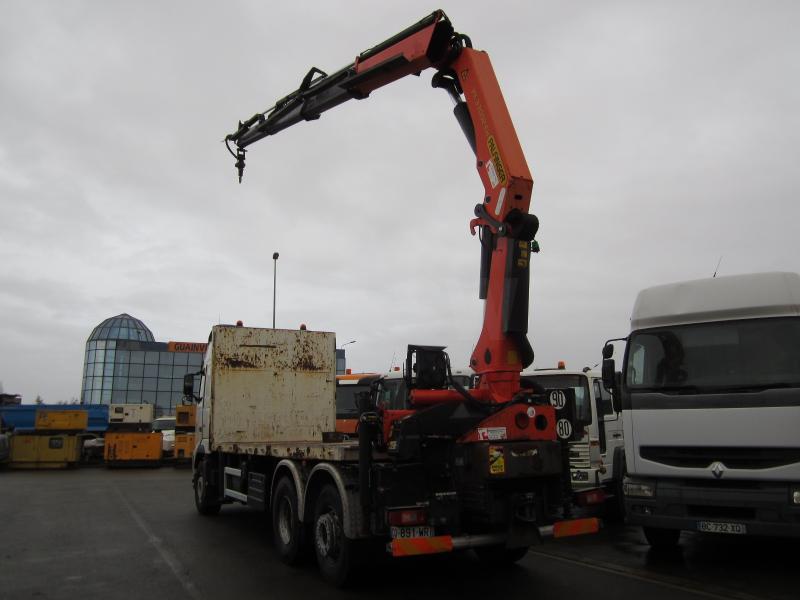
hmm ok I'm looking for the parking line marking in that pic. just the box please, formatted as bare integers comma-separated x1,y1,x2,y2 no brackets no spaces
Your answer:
113,486,201,600
528,550,768,600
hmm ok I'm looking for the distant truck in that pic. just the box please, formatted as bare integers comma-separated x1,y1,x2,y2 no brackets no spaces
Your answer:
525,366,624,514
188,325,597,585
602,272,800,547
334,372,380,436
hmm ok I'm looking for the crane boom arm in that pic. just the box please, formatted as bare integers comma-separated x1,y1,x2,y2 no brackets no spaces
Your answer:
226,10,539,404
227,11,454,150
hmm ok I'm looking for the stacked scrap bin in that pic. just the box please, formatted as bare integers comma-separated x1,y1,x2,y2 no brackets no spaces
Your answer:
104,404,162,467
173,404,196,465
9,409,87,469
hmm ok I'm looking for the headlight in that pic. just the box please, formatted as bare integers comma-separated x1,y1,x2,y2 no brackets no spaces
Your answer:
624,479,656,498
791,488,800,505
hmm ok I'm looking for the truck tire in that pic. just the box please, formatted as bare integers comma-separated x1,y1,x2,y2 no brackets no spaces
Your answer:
194,463,221,516
474,545,528,566
313,484,354,587
643,526,680,549
605,449,626,522
272,477,304,565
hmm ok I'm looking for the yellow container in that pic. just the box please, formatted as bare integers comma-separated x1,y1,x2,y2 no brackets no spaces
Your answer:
175,405,196,429
174,433,196,460
10,434,79,469
35,409,88,432
104,432,162,464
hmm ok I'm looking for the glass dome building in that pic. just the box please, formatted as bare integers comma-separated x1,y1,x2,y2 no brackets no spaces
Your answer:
80,314,204,417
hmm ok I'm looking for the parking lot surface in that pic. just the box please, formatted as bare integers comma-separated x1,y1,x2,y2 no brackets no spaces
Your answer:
0,468,794,599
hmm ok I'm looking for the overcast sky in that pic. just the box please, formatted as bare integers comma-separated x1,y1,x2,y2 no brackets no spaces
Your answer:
1,1,798,403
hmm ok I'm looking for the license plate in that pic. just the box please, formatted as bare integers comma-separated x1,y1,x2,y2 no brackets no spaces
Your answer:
390,526,434,539
697,520,747,535
572,470,589,482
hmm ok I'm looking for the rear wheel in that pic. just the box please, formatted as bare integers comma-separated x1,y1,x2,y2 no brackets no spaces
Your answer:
313,484,354,587
643,526,681,549
474,545,528,565
272,477,304,565
193,459,221,516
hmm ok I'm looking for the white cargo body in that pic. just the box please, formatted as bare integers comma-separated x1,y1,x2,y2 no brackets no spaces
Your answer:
206,325,336,452
109,403,154,425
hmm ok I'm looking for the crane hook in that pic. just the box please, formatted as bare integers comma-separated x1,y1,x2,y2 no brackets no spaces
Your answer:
235,147,247,183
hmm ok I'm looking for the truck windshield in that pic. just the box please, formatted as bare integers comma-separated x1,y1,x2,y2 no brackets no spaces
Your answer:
152,419,175,432
626,317,800,392
528,374,592,424
336,385,370,418
377,379,408,410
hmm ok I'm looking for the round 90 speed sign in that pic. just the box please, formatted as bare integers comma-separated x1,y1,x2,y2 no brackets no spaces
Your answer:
548,390,566,409
556,418,573,440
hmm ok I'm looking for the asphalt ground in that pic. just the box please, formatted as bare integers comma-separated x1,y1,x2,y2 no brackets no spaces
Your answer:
0,468,795,600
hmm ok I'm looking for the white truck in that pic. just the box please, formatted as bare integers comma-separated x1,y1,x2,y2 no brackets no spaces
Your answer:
188,325,597,585
525,367,624,515
602,272,800,547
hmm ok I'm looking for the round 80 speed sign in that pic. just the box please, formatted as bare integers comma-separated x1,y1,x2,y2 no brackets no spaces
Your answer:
556,418,573,440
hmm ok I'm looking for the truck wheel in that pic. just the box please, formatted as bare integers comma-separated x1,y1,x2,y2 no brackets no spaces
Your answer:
194,464,221,516
605,478,626,522
313,484,354,587
643,526,680,549
272,477,304,565
474,545,528,565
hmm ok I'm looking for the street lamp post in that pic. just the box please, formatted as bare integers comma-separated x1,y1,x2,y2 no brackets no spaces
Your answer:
272,252,279,328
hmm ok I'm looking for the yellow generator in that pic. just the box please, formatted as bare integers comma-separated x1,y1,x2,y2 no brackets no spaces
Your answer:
35,409,88,432
175,405,196,429
10,434,80,469
104,432,162,467
174,432,196,462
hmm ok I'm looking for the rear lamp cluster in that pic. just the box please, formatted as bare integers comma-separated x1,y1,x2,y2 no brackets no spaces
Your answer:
387,508,427,527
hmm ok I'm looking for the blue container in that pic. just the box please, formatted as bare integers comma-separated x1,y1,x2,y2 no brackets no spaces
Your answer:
0,404,109,433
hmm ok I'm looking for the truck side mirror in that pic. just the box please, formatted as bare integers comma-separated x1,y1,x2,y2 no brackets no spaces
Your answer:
602,360,623,413
183,373,196,400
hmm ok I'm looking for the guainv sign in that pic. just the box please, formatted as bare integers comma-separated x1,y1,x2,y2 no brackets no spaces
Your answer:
167,342,208,353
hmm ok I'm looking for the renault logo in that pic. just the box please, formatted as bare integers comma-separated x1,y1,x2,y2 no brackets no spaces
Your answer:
710,461,726,479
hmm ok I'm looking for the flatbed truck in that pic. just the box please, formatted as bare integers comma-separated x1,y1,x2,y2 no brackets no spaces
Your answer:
189,325,597,585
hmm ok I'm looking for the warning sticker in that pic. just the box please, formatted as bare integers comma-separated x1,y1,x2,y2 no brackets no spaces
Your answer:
486,135,507,187
486,160,500,188
477,427,507,441
489,445,506,475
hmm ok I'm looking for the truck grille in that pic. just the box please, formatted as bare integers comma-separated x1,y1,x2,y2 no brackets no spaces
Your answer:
569,441,590,469
640,446,800,469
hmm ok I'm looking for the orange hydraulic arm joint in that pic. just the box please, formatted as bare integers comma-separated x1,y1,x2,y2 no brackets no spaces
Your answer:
226,10,540,405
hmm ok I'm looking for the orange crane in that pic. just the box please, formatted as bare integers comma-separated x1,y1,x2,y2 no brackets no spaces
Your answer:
227,10,540,408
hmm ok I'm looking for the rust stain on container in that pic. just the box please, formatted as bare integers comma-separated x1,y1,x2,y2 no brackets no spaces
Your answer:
291,336,326,372
221,356,261,369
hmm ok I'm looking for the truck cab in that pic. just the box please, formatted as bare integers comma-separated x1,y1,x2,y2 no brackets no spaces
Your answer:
525,366,624,511
152,416,176,457
335,372,380,436
604,272,800,547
